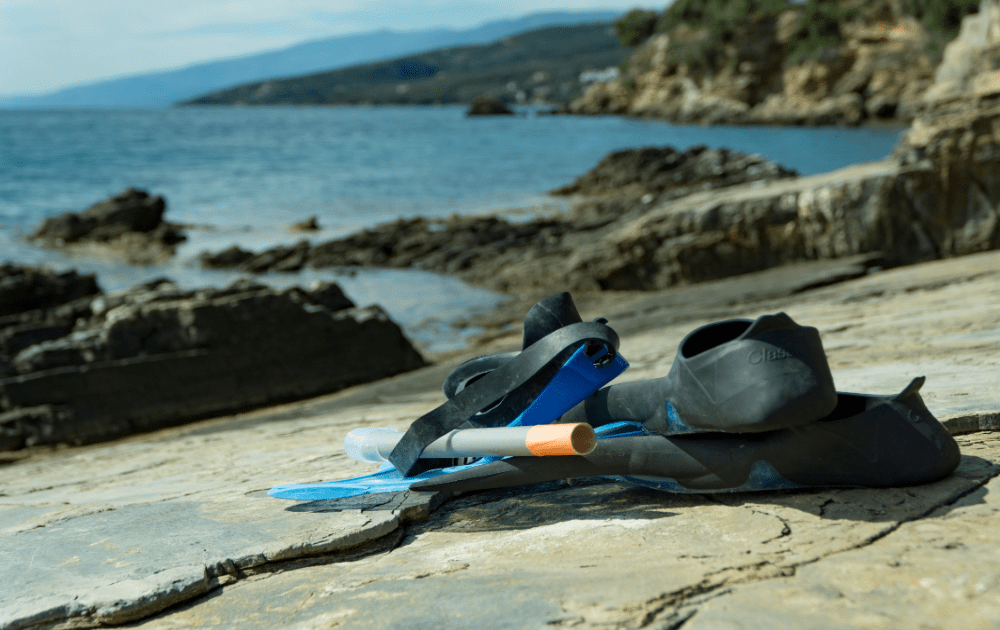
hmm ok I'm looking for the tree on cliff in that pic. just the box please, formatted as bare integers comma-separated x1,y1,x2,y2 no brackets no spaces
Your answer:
615,9,659,46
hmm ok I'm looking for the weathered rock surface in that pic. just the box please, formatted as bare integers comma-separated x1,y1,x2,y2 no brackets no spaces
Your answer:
30,188,186,264
1,249,998,630
0,269,426,451
466,96,515,116
921,0,1000,104
570,0,973,125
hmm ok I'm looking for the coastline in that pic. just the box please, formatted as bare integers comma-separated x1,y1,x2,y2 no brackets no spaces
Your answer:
5,2,1000,625
0,106,905,353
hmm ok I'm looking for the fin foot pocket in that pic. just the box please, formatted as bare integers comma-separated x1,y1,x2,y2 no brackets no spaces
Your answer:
563,312,838,435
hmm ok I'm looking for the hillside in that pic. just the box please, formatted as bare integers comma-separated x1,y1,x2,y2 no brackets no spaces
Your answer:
181,23,628,107
0,10,620,109
571,0,982,125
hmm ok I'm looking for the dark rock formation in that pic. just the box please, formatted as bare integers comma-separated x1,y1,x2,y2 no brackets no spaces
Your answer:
31,188,186,263
0,264,100,318
0,270,425,450
466,96,515,116
200,240,311,273
290,216,320,231
307,215,582,273
199,245,255,269
551,145,798,202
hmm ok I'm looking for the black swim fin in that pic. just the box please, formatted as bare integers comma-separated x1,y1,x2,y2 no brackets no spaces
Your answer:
562,313,838,434
411,378,960,493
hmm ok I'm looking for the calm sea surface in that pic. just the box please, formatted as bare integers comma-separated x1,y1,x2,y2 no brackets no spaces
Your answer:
0,106,904,350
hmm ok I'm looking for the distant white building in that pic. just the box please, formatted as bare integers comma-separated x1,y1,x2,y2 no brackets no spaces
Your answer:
579,67,620,84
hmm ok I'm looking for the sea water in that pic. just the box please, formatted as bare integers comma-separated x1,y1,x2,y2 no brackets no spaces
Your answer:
0,106,904,350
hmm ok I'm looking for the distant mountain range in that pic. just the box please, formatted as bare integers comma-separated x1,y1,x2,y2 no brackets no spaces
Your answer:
182,23,628,107
0,10,621,109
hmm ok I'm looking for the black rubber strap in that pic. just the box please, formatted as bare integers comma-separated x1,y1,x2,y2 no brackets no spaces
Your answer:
389,320,619,477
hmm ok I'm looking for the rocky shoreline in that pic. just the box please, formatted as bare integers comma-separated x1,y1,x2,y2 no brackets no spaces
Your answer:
193,144,996,295
12,0,1000,448
190,0,1000,295
195,146,806,291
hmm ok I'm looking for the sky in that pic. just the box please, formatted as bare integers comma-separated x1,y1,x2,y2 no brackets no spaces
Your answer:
1,0,657,96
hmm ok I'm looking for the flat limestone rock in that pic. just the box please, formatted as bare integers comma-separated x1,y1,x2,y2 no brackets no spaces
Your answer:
113,438,1000,630
0,500,403,629
0,395,446,630
684,448,1000,629
1,251,999,630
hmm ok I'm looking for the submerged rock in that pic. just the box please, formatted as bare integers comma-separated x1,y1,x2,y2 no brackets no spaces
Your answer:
31,188,186,263
0,269,425,450
289,216,321,231
550,145,798,202
466,96,515,116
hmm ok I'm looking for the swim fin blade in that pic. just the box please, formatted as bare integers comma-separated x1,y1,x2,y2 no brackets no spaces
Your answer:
411,377,960,494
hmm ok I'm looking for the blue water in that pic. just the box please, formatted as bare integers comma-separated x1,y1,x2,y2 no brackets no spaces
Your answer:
0,106,905,350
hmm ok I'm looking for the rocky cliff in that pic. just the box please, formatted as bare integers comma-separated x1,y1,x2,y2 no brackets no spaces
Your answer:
556,0,1000,289
570,0,978,125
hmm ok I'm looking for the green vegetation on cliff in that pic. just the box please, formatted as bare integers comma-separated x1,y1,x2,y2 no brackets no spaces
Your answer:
902,0,981,58
614,10,659,46
579,0,986,124
617,0,981,64
656,0,790,39
181,23,628,107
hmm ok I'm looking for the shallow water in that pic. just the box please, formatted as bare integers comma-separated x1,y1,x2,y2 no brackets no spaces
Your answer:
0,106,906,350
